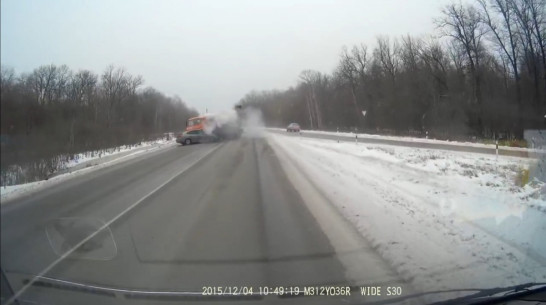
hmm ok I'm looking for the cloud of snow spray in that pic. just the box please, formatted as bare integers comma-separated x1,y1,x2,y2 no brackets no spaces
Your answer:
202,111,237,135
241,107,265,138
201,107,265,138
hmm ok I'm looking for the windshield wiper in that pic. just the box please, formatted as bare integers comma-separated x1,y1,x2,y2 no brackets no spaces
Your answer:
15,275,263,303
429,282,546,305
353,282,546,305
10,274,546,305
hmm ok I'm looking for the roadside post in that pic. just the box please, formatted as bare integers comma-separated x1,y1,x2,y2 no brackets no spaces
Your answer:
495,138,500,175
496,139,499,159
524,129,545,184
359,110,366,145
493,134,499,175
337,127,339,143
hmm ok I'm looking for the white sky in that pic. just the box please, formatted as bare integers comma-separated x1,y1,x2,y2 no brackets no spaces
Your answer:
1,0,453,113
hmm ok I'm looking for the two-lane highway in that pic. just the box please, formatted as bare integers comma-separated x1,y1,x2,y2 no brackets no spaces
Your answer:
1,136,411,305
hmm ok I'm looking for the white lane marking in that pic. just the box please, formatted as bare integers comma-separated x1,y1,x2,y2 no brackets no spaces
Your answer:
5,143,223,305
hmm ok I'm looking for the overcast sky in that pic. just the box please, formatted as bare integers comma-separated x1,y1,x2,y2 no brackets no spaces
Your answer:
1,0,453,113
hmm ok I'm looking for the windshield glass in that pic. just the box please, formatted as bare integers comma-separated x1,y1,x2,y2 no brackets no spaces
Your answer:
1,1,545,305
188,119,202,127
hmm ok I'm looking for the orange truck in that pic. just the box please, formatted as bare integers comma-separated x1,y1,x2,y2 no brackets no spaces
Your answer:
183,113,242,140
185,115,214,132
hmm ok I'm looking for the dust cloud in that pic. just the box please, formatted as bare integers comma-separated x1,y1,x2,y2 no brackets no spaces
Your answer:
202,111,238,135
201,107,265,138
241,107,265,138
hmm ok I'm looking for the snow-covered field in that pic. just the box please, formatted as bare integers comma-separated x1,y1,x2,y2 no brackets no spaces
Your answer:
1,137,176,203
268,132,546,295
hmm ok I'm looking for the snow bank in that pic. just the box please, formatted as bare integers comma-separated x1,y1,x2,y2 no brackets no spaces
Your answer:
268,133,546,296
267,128,546,153
1,138,176,203
63,137,173,169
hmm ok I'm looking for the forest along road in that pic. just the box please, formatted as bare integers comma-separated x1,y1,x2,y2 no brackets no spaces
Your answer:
0,136,415,305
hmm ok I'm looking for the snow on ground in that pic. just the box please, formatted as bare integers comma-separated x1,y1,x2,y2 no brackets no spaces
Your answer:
62,137,173,169
268,132,546,295
267,127,546,152
1,137,176,203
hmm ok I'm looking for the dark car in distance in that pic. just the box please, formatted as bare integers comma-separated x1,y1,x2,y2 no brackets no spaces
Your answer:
176,130,218,145
287,123,300,132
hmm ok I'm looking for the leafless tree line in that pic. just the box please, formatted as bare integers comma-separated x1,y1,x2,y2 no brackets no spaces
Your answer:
1,64,197,172
241,0,545,140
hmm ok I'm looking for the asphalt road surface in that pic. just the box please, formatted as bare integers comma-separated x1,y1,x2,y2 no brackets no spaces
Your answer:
0,136,414,305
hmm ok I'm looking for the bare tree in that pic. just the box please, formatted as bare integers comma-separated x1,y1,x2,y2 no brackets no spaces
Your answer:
299,70,328,129
421,39,450,97
101,65,143,128
437,2,488,134
401,35,423,73
28,65,55,105
236,2,542,139
375,36,400,86
524,0,546,92
335,46,365,124
67,70,98,146
2,63,197,186
511,0,543,110
0,66,16,99
478,0,523,135
351,44,369,83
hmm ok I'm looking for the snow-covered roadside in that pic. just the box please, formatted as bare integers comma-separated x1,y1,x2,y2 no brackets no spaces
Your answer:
1,138,177,203
62,137,174,169
268,133,546,296
267,127,546,153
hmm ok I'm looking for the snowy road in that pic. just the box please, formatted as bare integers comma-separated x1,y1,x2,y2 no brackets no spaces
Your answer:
1,131,545,305
1,136,418,305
